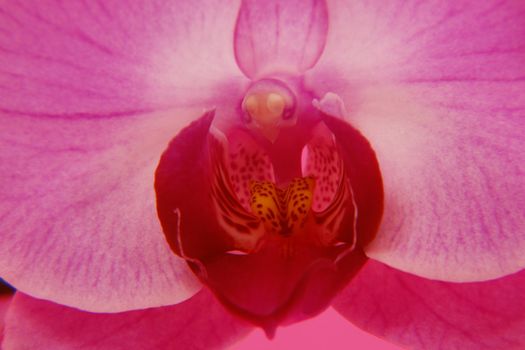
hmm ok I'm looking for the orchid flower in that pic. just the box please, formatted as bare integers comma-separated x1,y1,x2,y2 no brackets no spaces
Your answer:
1,0,524,349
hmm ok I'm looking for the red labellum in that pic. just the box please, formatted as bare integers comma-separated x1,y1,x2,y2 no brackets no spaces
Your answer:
155,108,383,336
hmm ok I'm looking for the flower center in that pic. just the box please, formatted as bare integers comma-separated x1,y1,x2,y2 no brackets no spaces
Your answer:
208,125,356,256
249,177,315,237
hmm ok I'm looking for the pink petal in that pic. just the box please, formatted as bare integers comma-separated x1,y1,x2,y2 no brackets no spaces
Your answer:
0,295,13,346
2,290,250,350
234,0,328,79
0,0,247,311
334,260,525,350
0,0,245,115
0,110,204,312
308,1,525,281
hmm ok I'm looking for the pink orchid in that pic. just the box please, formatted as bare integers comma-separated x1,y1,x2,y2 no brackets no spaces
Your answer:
1,0,524,349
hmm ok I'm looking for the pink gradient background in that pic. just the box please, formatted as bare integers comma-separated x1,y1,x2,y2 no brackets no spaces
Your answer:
231,307,404,349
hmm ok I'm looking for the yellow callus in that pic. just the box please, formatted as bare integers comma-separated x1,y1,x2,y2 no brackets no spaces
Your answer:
249,177,315,236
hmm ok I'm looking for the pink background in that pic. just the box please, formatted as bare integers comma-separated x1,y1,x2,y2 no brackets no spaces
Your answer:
231,307,404,350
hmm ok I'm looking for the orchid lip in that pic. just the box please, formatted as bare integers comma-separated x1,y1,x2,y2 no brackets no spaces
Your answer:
208,119,357,256
155,100,383,332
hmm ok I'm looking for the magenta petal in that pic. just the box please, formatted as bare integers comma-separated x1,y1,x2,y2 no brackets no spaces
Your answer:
234,0,328,78
0,295,13,345
0,0,249,311
334,260,525,350
2,290,250,350
0,110,208,312
308,1,525,281
0,0,244,115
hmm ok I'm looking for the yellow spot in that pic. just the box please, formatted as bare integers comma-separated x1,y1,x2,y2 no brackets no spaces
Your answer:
249,181,282,234
285,177,315,233
249,177,315,236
